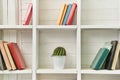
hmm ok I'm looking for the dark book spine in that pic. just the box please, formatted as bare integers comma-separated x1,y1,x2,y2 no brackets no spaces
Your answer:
104,40,118,70
0,51,7,70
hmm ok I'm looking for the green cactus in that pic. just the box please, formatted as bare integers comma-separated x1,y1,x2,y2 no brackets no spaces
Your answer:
52,47,66,56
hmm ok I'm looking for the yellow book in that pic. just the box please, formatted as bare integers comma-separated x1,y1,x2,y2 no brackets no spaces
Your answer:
56,4,67,25
60,4,68,25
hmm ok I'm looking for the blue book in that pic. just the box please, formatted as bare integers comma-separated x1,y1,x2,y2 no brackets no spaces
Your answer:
62,4,72,25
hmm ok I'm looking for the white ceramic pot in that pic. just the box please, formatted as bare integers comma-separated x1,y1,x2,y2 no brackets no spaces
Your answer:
52,56,65,69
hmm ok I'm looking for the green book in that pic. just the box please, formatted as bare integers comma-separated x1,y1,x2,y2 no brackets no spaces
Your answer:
90,42,112,70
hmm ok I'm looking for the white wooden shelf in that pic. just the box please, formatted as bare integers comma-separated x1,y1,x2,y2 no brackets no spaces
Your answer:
36,69,77,74
0,69,32,74
0,25,32,29
81,69,120,74
36,25,77,30
81,25,120,29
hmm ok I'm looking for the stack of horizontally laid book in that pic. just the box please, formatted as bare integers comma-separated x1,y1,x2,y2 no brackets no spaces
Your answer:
56,3,77,25
90,40,120,70
0,40,26,70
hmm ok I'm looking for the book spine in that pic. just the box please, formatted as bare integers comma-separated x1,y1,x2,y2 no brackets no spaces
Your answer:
66,3,77,25
60,4,68,25
62,4,72,25
23,3,32,25
90,48,109,70
104,40,118,70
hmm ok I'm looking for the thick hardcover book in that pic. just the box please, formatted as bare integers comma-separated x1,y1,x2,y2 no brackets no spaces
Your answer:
0,40,12,70
23,3,32,25
4,43,16,70
62,4,72,25
104,40,118,70
8,43,26,70
66,3,77,25
90,42,112,70
111,43,120,70
0,51,7,70
56,4,67,25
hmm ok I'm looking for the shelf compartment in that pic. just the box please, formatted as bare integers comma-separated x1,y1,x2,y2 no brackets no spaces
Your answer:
81,0,119,25
37,74,77,80
36,29,77,69
37,69,77,74
0,29,33,70
37,0,77,25
81,29,119,69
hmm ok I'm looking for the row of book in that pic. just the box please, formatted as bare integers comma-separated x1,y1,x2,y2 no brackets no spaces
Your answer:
90,40,120,70
56,3,77,25
0,41,26,70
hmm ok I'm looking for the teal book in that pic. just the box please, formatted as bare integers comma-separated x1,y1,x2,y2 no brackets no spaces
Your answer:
62,4,72,25
90,42,112,70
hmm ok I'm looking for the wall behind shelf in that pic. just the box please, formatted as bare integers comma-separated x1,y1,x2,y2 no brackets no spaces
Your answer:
0,0,2,24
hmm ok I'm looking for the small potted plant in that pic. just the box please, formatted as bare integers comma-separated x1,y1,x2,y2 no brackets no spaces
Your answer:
52,46,66,69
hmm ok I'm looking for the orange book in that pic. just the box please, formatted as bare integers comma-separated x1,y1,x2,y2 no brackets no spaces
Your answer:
66,3,77,25
8,43,26,70
0,41,12,70
56,4,67,25
23,3,33,25
4,43,16,70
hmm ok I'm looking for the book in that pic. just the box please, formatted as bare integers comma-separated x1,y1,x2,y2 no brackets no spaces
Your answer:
62,4,72,25
0,51,7,70
111,43,120,70
56,3,67,25
90,42,112,70
8,43,26,70
60,4,68,25
23,3,33,25
4,43,16,70
0,40,12,70
104,40,118,70
66,3,77,25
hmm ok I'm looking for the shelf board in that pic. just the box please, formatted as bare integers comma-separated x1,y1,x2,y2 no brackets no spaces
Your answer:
36,25,77,30
0,25,32,29
81,68,120,74
81,25,119,29
0,69,32,74
37,69,77,74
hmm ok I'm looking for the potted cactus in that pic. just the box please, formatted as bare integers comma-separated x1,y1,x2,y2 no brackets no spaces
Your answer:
52,47,66,69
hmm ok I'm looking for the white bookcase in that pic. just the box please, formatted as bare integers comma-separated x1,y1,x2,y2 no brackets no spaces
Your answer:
0,0,120,80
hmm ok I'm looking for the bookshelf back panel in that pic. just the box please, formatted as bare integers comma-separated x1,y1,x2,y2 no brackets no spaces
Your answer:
37,74,77,80
82,74,120,80
81,0,119,25
81,29,119,68
38,29,76,69
38,0,77,25
0,74,32,80
0,0,2,24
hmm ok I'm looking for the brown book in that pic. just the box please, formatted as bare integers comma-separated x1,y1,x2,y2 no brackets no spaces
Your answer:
0,40,12,70
8,43,26,70
111,43,120,70
4,43,16,70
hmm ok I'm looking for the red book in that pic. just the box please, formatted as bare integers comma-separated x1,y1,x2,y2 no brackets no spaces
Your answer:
66,3,77,25
23,3,32,25
7,43,26,70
